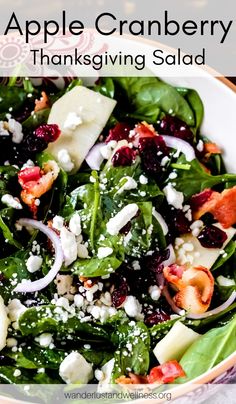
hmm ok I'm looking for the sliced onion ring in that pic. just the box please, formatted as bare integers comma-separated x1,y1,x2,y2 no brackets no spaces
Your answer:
186,291,236,319
85,142,105,170
161,135,195,162
162,286,185,316
13,218,64,293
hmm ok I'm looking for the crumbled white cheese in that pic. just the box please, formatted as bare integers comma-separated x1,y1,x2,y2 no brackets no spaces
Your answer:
26,255,43,273
97,359,115,393
1,194,22,210
60,227,77,266
123,295,143,320
22,159,35,168
52,215,64,231
97,247,113,259
37,333,53,348
149,285,161,301
168,172,178,180
190,220,204,237
63,112,83,135
152,208,168,235
160,156,170,167
69,212,81,236
77,243,89,259
8,299,26,329
8,118,23,143
139,175,148,185
0,296,9,351
196,140,204,152
163,183,184,209
117,176,137,194
13,369,21,377
106,203,139,236
57,149,75,172
59,352,93,384
132,260,141,270
74,294,84,308
217,275,235,287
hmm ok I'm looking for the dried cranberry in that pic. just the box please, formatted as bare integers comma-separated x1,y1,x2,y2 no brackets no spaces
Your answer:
197,225,227,248
112,146,136,167
35,124,60,143
143,249,170,274
138,136,168,175
106,123,132,143
21,134,48,155
158,115,194,144
145,310,170,326
190,189,214,211
111,277,129,308
163,205,190,238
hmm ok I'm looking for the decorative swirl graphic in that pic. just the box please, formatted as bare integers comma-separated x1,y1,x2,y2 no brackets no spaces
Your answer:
0,36,30,68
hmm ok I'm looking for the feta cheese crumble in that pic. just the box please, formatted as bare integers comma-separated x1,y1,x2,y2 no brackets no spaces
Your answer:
117,176,137,194
52,215,64,231
63,112,83,135
97,247,113,259
106,203,139,236
57,149,75,172
59,352,93,384
26,255,43,273
8,118,24,143
1,194,22,210
163,183,184,209
123,295,143,320
60,227,77,266
69,213,81,236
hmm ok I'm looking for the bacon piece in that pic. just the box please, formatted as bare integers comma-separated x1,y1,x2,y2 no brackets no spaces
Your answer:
192,186,236,228
164,265,214,314
34,91,50,112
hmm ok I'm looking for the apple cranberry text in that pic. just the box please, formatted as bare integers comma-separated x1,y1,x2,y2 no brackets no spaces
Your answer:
3,11,233,44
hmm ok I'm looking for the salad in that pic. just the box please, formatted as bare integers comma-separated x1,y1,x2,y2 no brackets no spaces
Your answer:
0,76,235,391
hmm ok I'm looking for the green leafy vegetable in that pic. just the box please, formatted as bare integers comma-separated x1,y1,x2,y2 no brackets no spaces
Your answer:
177,316,236,382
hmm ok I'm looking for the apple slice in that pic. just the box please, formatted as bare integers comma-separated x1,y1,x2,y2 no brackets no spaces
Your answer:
0,296,9,351
47,86,117,171
153,321,200,364
175,223,236,269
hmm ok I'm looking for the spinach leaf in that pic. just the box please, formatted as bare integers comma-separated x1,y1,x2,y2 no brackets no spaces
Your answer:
0,250,30,301
78,348,113,367
72,255,122,277
176,87,204,133
169,157,236,199
7,345,66,369
18,305,110,342
212,241,236,271
177,316,236,383
22,108,50,131
0,366,34,384
111,322,150,381
93,77,115,99
0,215,22,249
113,77,195,126
0,86,28,114
150,317,184,346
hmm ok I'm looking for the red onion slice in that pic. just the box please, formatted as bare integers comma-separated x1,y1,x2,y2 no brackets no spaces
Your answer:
162,245,176,268
13,218,64,293
186,291,236,319
162,286,184,316
85,142,105,170
161,135,195,162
